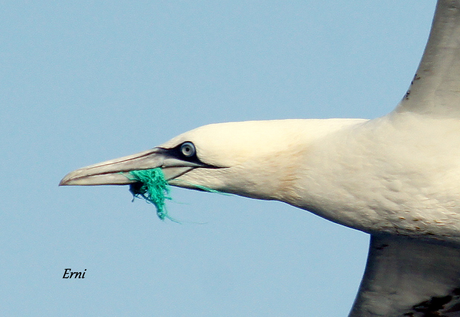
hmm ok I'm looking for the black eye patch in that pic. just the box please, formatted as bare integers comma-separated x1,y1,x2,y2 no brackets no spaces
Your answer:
160,141,203,165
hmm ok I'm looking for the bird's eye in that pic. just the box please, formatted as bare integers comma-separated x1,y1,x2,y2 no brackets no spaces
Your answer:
180,142,196,158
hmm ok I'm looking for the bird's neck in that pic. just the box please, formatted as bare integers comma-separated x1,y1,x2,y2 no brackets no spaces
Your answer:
221,119,368,203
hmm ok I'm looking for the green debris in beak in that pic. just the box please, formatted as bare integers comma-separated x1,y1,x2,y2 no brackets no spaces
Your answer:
128,168,172,220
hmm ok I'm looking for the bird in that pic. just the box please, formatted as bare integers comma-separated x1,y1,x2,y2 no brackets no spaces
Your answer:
60,1,460,316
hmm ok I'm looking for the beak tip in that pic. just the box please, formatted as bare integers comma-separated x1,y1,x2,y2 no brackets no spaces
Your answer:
59,172,74,186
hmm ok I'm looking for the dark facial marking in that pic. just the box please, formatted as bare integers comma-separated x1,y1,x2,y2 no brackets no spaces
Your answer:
158,142,208,166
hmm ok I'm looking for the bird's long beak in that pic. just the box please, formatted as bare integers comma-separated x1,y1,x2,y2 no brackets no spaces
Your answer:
59,148,197,186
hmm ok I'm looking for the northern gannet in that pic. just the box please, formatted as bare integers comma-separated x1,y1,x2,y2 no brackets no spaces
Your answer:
60,1,460,316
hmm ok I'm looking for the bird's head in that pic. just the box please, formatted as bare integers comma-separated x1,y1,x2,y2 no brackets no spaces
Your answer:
60,119,362,202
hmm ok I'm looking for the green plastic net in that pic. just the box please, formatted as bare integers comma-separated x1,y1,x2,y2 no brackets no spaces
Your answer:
128,168,172,220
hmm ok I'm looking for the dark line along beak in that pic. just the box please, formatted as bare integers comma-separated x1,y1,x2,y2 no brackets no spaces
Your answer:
59,148,199,186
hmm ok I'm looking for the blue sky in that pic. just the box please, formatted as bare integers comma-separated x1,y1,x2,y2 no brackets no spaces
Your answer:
1,1,435,316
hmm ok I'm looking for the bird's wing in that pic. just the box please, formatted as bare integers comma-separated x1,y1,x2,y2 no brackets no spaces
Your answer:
349,235,460,317
395,0,460,117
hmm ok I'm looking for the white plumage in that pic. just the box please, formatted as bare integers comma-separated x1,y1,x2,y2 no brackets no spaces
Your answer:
61,1,460,315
